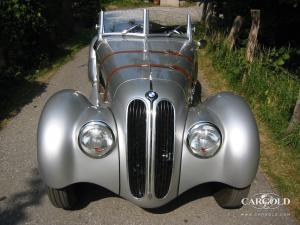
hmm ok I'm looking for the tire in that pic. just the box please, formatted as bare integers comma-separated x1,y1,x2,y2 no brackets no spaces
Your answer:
213,185,250,209
47,185,78,210
191,80,202,106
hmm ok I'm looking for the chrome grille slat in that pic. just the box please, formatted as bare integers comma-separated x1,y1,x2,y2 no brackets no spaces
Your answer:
127,100,147,198
154,100,174,198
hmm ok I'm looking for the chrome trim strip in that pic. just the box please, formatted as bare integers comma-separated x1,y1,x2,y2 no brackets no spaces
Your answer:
98,11,104,40
143,9,149,36
187,14,192,41
146,97,154,199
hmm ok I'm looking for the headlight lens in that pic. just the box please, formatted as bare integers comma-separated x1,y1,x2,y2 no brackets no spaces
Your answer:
187,123,221,158
79,121,115,158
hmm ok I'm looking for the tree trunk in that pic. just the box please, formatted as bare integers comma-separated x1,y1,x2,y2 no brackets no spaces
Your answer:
201,1,208,23
246,10,260,63
227,16,244,50
153,0,160,5
205,1,213,28
288,89,300,132
0,47,6,69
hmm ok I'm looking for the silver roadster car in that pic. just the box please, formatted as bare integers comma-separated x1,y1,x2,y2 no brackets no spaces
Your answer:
38,9,259,210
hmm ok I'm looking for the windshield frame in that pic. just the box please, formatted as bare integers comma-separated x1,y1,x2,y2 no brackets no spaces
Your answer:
98,9,192,40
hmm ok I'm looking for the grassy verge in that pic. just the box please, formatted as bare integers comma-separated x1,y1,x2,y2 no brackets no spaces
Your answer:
0,28,94,129
198,49,300,221
209,39,299,147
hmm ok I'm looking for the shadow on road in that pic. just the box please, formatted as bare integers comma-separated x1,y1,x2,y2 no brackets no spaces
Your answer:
0,168,46,225
147,183,214,213
0,173,217,224
0,78,47,128
73,183,116,210
75,182,215,213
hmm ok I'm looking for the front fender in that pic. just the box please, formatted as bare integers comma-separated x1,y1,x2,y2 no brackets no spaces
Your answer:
37,90,119,194
179,92,260,194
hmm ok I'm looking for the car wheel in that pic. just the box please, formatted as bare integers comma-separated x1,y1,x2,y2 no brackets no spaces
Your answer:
213,185,250,209
191,80,202,106
47,185,78,210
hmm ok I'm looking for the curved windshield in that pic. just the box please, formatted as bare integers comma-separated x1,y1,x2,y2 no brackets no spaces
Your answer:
149,9,188,37
102,9,189,38
103,9,144,33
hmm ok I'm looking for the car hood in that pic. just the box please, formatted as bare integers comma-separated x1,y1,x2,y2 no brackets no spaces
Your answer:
95,36,196,103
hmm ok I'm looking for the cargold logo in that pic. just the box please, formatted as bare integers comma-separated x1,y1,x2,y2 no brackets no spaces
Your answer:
241,193,290,209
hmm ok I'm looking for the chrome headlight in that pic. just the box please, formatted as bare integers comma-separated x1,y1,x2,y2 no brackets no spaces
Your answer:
187,123,221,158
79,121,115,158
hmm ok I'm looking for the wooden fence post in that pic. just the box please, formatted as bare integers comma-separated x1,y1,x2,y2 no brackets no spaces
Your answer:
246,10,260,63
227,16,244,50
202,0,214,37
288,89,300,132
201,1,208,23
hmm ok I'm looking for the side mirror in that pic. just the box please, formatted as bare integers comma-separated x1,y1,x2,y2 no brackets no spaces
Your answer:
197,39,207,49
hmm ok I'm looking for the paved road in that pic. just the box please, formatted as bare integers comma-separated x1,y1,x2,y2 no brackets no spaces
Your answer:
0,8,298,225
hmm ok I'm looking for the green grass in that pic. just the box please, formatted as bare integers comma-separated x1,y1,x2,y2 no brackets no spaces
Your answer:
196,30,300,221
207,37,300,150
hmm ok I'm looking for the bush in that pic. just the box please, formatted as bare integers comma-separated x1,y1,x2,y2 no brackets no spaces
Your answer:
0,0,100,80
0,0,49,78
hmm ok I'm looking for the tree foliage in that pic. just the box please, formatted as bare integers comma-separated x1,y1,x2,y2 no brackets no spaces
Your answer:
211,0,300,47
0,0,100,79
